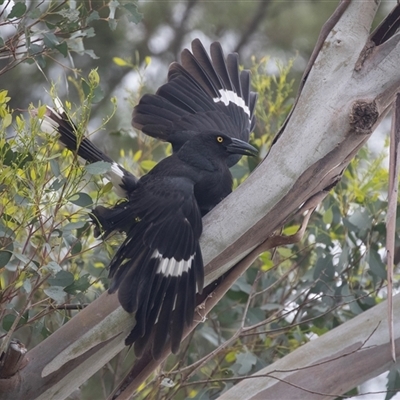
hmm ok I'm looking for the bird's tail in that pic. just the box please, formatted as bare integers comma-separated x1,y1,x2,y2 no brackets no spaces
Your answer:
38,98,115,164
109,240,203,359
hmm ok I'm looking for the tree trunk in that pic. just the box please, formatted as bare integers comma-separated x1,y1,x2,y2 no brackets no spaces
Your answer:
1,0,400,399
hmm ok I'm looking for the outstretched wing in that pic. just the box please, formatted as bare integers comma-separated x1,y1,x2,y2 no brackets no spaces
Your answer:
132,39,257,166
104,175,204,358
37,99,138,198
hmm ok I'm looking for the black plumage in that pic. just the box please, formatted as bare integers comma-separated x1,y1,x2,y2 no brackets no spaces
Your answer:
39,39,259,358
93,132,257,358
132,39,258,167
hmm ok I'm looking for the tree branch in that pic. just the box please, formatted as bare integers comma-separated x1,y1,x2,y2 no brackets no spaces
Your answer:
234,1,272,54
2,1,400,399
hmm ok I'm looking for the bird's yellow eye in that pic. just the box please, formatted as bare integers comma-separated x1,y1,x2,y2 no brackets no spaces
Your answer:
217,136,224,143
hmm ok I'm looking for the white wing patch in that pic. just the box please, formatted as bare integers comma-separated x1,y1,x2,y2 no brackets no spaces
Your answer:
107,163,128,197
153,250,193,277
214,89,251,118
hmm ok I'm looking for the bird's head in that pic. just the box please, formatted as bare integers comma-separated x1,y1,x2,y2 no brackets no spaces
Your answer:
202,132,258,157
177,131,257,171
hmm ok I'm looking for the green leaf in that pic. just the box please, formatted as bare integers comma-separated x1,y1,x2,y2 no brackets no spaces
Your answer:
44,261,62,274
85,161,111,175
141,159,157,171
368,248,386,280
13,252,31,266
49,177,67,191
92,86,104,103
23,279,32,294
49,159,60,177
113,57,129,67
231,276,252,294
2,113,12,129
68,192,93,207
7,2,27,18
87,10,100,23
100,181,113,195
235,352,257,375
346,209,371,232
386,367,400,400
56,42,68,57
0,89,9,103
65,274,91,294
83,49,99,59
42,32,59,49
323,206,333,225
82,80,104,103
283,224,300,235
28,44,43,56
313,255,334,282
121,3,143,24
0,249,12,268
2,314,16,331
27,7,41,19
63,221,87,232
5,260,17,272
48,270,74,287
0,236,13,268
44,286,66,304
277,247,292,258
71,239,82,256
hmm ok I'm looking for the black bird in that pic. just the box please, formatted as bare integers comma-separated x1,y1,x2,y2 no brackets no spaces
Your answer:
99,132,257,358
132,38,258,169
40,108,257,357
42,40,257,204
39,39,258,357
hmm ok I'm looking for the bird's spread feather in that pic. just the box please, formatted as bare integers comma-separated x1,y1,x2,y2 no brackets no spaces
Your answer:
38,39,258,359
133,38,258,167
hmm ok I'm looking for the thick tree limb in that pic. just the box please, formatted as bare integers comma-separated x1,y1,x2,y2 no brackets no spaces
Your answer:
2,1,400,399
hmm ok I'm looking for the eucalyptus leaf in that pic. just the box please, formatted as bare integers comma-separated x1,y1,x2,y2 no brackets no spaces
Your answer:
48,270,74,288
2,314,16,331
68,192,93,207
44,286,66,304
236,352,257,375
85,161,111,175
65,274,91,294
7,2,26,18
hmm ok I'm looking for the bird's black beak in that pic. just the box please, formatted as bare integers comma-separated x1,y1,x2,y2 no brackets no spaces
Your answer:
227,138,258,157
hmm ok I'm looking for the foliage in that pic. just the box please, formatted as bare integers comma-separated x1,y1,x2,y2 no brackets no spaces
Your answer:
0,0,142,76
0,4,399,399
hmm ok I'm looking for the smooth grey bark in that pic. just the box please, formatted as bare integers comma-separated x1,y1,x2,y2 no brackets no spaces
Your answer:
1,0,400,399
